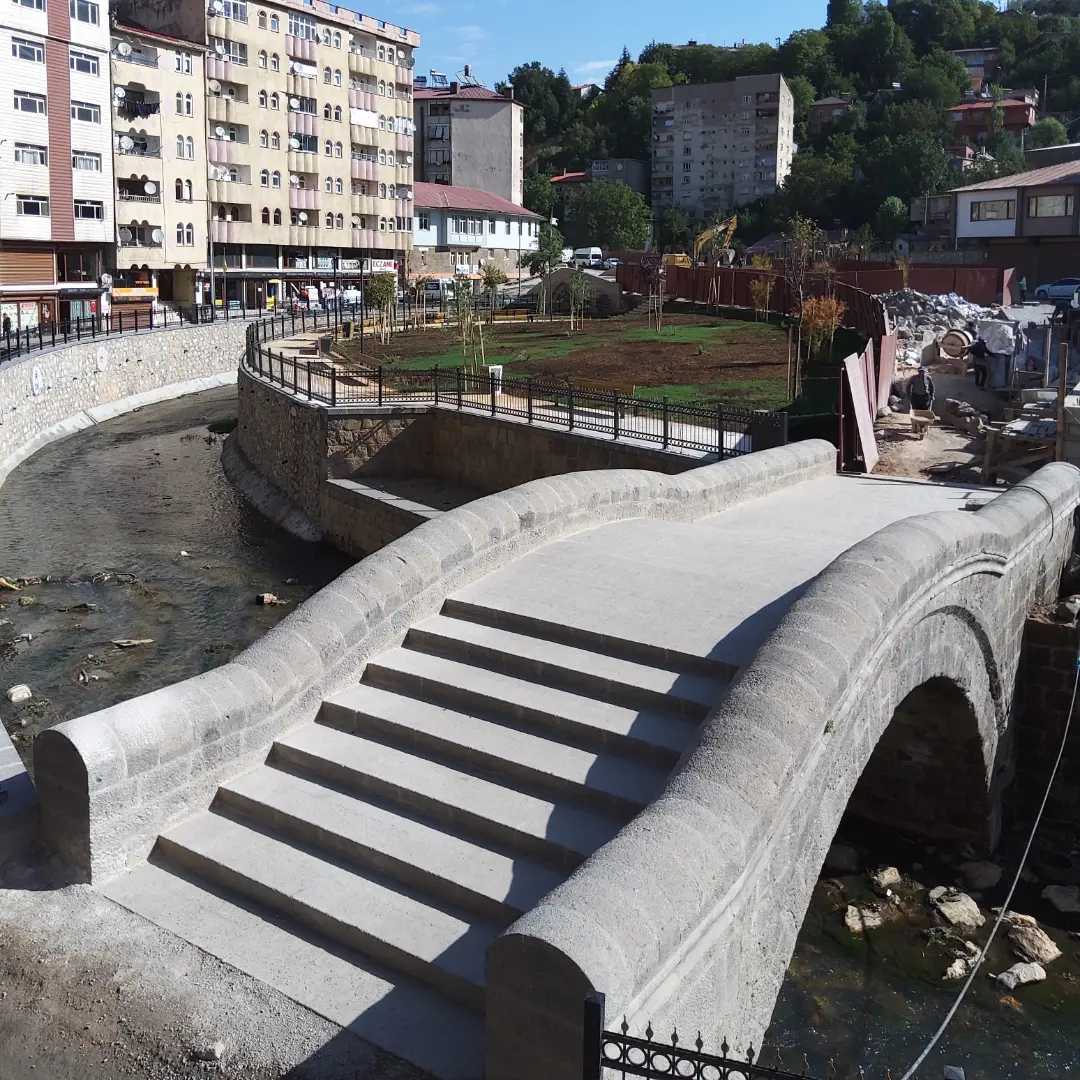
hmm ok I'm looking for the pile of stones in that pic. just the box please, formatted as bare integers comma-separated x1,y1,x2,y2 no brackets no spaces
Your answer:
880,289,1002,369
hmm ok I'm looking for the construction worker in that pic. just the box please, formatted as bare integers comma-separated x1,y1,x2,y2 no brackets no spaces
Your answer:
1017,274,1027,304
909,366,935,412
967,336,992,389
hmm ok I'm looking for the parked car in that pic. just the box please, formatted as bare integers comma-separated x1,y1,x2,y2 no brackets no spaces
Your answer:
1034,277,1080,302
603,257,622,270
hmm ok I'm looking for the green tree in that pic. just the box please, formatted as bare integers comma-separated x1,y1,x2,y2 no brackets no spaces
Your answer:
827,0,863,27
519,221,565,277
566,181,651,250
874,195,909,242
481,263,507,324
900,49,970,107
1028,116,1069,149
523,173,555,218
497,62,579,144
653,206,692,252
363,273,397,343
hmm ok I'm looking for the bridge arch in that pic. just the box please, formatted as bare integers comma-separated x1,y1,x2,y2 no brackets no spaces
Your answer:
486,466,1080,1080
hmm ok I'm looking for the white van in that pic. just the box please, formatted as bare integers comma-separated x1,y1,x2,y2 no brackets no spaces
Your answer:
573,247,603,268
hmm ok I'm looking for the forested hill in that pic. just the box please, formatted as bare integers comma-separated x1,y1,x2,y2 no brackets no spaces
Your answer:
501,0,1080,237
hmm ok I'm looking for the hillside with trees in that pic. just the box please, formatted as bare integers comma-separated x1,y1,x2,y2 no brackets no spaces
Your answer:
500,0,1080,242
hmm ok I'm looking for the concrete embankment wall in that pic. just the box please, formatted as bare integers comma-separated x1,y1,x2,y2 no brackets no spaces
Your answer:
234,366,704,556
0,321,249,486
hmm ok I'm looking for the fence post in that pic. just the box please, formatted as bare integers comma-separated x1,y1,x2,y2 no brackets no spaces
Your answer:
38,322,43,350
377,365,383,407
433,365,439,407
306,359,312,400
331,365,337,407
456,366,463,410
612,390,619,441
76,318,82,342
527,377,533,424
50,321,55,347
717,403,726,460
490,369,496,417
568,384,575,431
293,355,298,395
663,397,670,450
581,993,606,1080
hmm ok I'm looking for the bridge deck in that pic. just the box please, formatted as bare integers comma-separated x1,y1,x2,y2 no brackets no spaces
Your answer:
456,474,994,668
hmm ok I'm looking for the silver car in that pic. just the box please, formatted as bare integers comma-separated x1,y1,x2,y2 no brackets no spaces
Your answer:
1034,277,1080,302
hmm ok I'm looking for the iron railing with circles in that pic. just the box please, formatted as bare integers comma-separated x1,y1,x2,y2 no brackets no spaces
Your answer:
243,318,787,457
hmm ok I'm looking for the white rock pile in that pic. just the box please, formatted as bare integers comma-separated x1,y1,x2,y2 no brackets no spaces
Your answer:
880,289,1001,369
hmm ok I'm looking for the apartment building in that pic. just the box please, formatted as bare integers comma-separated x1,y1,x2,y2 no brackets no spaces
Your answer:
413,79,524,206
1,0,114,333
110,23,209,308
116,0,418,307
651,74,794,221
411,181,539,280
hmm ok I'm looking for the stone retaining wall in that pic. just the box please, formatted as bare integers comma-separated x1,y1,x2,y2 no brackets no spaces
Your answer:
0,321,250,486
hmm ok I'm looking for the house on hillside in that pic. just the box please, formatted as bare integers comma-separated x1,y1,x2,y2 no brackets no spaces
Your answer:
808,96,853,136
947,91,1038,147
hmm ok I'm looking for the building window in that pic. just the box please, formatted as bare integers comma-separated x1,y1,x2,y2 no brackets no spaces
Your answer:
377,44,385,61
16,194,49,216
323,103,331,119
258,89,268,107
70,100,100,123
72,149,101,171
14,90,47,114
334,140,342,158
271,170,281,188
418,213,429,230
176,222,185,245
69,0,99,24
260,169,269,187
175,50,193,74
332,32,341,48
325,212,334,228
321,27,331,45
1027,194,1074,218
335,212,343,228
12,36,45,63
259,129,268,147
273,208,281,224
14,143,47,165
268,91,279,110
185,223,194,245
323,176,332,193
287,12,316,39
269,12,279,31
324,139,332,156
70,49,99,75
261,206,270,224
270,53,279,72
970,198,1015,222
221,0,246,21
257,9,266,27
334,177,342,194
258,49,267,68
176,134,186,157
74,199,103,220
176,91,194,115
13,0,45,8
271,131,280,149
324,66,332,84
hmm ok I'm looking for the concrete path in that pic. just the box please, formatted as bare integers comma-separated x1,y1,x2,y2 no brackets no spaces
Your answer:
102,469,993,1079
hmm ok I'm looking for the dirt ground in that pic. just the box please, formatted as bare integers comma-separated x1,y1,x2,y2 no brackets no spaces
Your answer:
0,851,428,1080
341,314,790,406
874,412,987,483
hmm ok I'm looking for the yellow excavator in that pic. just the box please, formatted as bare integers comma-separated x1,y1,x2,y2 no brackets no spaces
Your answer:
693,215,738,266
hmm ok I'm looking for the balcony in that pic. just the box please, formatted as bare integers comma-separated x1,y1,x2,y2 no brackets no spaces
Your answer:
351,226,378,248
116,139,162,158
351,156,377,181
117,187,162,205
351,193,379,215
288,112,318,137
288,150,320,174
288,224,320,246
349,88,377,110
208,95,251,124
348,51,377,79
118,225,163,249
286,35,317,62
395,132,412,152
113,44,159,68
115,94,161,122
395,64,412,85
289,187,319,210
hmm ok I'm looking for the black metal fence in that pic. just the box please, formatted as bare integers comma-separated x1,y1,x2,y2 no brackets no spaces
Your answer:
243,319,788,457
583,994,824,1080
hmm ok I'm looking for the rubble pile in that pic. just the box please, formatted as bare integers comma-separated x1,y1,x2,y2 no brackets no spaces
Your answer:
880,289,1002,369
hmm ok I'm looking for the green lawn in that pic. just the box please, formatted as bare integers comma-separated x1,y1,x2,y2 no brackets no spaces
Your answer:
632,378,790,410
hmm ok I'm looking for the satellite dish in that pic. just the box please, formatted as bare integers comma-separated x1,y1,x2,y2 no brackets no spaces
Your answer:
118,227,133,242
289,97,300,109
212,0,224,11
298,212,308,223
289,136,301,149
143,181,157,195
113,87,126,99
100,272,113,287
218,167,230,180
207,165,218,178
351,215,361,226
289,174,300,186
290,61,300,73
119,135,135,150
117,42,132,56
151,228,164,243
207,79,221,92
214,42,225,55
214,125,226,137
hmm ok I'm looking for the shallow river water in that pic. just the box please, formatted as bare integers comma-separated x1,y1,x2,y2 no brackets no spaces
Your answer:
0,388,1077,1078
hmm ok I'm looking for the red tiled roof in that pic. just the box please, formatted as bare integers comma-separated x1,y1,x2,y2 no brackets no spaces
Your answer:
952,160,1080,192
948,98,1031,112
413,84,513,102
550,171,589,184
413,181,541,218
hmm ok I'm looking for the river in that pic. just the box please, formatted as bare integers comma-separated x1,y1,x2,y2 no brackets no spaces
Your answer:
1,387,1076,1078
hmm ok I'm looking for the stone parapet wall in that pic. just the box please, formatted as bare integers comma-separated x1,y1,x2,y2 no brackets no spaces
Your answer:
34,441,838,884
0,321,250,486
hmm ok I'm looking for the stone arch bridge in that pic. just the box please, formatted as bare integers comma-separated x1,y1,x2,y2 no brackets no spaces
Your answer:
34,441,1080,1080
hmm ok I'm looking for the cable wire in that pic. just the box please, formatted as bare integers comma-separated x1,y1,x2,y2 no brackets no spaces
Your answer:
897,648,1080,1079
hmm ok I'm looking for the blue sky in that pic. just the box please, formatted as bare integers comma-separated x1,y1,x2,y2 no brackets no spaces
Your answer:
394,1,827,88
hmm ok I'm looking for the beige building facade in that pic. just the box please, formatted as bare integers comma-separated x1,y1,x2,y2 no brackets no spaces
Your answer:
116,0,418,307
651,73,794,221
110,23,209,307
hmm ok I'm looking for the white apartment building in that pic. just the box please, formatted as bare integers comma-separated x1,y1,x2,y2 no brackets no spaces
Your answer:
413,79,524,206
115,0,418,307
1,0,115,332
411,180,539,280
651,74,794,222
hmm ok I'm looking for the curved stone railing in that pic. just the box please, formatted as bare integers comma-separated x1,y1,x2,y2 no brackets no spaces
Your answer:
35,439,838,882
485,461,1080,1080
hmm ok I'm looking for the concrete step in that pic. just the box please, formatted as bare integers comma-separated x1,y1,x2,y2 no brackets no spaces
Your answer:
154,811,494,1012
322,683,666,816
272,723,621,872
407,613,728,717
442,595,733,678
103,860,486,1080
216,765,564,923
363,649,694,766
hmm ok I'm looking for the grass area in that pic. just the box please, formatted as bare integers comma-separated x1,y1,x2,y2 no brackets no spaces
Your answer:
376,332,605,371
621,322,781,345
632,378,791,410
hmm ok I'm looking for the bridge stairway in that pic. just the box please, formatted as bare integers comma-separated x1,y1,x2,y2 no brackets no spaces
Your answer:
104,600,734,1078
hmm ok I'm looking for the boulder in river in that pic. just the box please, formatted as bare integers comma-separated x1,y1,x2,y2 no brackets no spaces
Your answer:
871,866,902,892
5,684,32,704
844,904,883,933
1006,917,1062,966
995,962,1046,990
930,887,986,929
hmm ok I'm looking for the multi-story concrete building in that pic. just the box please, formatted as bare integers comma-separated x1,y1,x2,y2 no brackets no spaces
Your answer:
411,180,539,281
116,0,418,307
1,0,114,333
110,22,209,310
651,74,794,222
413,79,524,206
